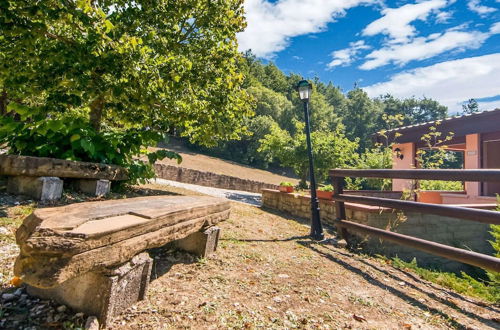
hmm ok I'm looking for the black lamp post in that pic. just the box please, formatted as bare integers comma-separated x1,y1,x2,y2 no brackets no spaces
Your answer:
296,80,324,241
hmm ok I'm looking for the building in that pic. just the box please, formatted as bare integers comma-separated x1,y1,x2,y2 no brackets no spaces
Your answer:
377,108,500,205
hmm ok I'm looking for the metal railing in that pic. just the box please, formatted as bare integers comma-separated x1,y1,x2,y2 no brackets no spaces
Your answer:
330,169,500,273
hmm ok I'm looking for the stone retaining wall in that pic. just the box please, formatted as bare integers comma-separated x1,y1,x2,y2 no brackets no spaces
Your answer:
154,164,279,193
262,189,494,273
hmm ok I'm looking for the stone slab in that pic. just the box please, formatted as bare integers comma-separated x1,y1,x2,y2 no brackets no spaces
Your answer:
15,196,231,288
0,154,128,180
176,226,220,258
27,252,152,327
7,176,63,201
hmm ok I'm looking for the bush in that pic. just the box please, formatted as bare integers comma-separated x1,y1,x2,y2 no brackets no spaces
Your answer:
418,180,463,191
279,181,294,187
0,112,181,185
318,184,333,192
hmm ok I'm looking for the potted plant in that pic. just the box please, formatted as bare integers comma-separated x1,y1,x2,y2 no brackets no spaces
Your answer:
279,181,294,193
316,185,334,200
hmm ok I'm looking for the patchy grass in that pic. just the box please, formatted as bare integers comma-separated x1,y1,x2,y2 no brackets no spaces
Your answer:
389,257,500,304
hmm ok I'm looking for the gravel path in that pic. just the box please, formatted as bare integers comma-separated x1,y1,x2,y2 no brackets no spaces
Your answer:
152,179,262,206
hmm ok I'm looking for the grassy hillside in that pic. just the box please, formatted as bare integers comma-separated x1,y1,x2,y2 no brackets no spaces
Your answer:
154,140,299,186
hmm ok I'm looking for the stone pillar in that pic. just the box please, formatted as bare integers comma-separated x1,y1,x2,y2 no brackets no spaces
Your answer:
464,133,481,197
74,179,111,196
392,143,416,191
27,252,152,327
175,226,220,258
7,176,63,201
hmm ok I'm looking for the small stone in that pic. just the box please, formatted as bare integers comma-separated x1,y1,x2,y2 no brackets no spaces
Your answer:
277,274,289,279
14,288,23,296
85,316,99,330
75,312,84,318
57,305,67,313
0,226,9,235
2,293,16,302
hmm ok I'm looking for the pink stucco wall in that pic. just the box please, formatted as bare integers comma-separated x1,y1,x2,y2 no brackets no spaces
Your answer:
392,143,415,191
464,133,481,197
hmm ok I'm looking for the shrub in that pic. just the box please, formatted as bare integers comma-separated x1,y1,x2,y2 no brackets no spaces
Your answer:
0,113,181,185
318,184,333,192
279,181,294,187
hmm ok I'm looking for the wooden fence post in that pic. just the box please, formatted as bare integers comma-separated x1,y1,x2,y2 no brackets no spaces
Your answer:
332,175,349,240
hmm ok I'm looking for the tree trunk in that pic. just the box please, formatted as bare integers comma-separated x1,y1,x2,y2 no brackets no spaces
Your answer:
89,95,104,132
0,90,7,116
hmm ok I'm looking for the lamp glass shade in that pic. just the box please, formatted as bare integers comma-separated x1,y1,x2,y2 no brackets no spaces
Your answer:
296,80,312,100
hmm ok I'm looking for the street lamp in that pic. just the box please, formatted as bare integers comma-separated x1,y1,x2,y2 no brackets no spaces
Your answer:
296,80,324,241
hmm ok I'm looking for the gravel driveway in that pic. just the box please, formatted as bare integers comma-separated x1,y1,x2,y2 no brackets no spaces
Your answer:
152,179,262,206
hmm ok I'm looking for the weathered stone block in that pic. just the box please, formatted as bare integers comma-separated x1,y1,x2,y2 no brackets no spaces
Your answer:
27,253,152,327
175,226,220,258
75,179,111,196
7,176,63,201
15,196,230,288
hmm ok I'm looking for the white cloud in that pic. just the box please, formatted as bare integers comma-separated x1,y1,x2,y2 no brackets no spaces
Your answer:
362,0,448,43
327,41,370,69
435,10,454,23
238,0,376,58
467,0,497,16
360,26,494,70
363,53,500,112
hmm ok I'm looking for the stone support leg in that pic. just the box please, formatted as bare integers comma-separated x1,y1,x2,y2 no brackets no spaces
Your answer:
74,179,111,196
27,252,152,327
7,176,63,201
175,226,220,258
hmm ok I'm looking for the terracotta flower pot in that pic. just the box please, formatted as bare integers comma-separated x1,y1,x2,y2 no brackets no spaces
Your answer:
279,186,294,193
316,190,333,200
417,190,443,204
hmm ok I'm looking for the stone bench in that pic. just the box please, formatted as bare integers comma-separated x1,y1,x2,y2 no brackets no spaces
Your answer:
14,195,231,326
0,154,128,200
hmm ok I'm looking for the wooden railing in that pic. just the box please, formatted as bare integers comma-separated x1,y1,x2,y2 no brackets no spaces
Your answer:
330,169,500,273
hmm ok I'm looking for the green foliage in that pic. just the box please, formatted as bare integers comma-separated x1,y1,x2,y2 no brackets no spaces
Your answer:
259,121,359,186
376,94,448,127
279,182,293,187
0,0,252,183
486,196,500,287
0,112,181,184
318,184,333,192
415,122,464,191
342,88,382,151
418,180,463,191
391,257,500,304
462,98,479,115
353,145,394,190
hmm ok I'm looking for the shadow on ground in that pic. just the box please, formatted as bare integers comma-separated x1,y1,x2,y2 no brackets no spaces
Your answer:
296,239,499,329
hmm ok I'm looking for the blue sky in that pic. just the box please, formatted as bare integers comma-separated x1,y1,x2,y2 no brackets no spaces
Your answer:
237,0,500,114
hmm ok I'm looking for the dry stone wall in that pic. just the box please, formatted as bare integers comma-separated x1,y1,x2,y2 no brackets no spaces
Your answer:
262,189,494,273
154,163,279,193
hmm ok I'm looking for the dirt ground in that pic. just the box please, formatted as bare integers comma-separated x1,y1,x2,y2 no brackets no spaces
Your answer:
153,139,299,185
1,183,499,329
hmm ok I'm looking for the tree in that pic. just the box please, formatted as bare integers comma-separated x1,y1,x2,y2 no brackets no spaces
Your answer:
462,98,479,115
0,0,252,182
259,121,359,186
247,85,292,122
376,95,448,127
343,88,382,151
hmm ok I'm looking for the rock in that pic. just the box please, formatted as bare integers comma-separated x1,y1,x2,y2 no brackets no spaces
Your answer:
0,226,9,235
2,293,16,302
15,195,231,288
57,305,67,313
85,316,99,330
0,154,128,180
